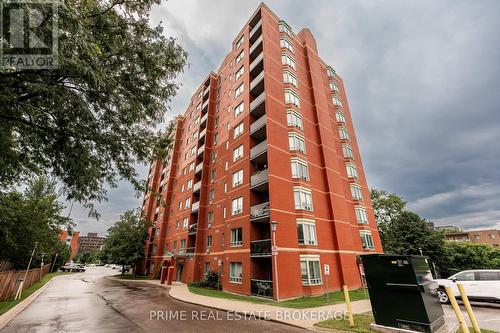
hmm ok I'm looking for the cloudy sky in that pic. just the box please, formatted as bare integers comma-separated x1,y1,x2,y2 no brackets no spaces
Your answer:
66,0,500,236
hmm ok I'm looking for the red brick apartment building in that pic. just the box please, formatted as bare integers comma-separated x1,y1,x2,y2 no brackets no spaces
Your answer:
139,4,382,300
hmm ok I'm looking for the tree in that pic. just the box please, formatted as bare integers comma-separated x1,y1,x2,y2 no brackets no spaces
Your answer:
0,176,71,269
442,242,500,276
0,0,187,216
104,209,150,275
370,189,407,228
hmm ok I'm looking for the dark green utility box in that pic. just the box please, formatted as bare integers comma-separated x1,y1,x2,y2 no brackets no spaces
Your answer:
361,254,445,333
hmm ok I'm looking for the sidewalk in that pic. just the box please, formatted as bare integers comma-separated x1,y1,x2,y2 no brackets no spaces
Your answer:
133,279,371,330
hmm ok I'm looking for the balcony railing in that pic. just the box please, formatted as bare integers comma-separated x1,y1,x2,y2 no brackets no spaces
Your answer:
200,112,208,125
188,224,197,235
193,181,201,193
191,201,200,213
195,162,203,174
249,19,262,43
250,114,266,138
197,144,205,156
251,279,273,298
198,128,206,140
249,52,263,77
249,35,263,59
251,169,268,190
186,247,195,255
250,70,264,95
202,99,209,111
250,92,265,118
250,201,270,221
250,140,267,160
203,87,210,99
250,239,271,257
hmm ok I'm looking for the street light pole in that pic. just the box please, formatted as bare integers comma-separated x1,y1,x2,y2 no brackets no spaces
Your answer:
271,221,279,302
15,242,38,300
40,253,45,281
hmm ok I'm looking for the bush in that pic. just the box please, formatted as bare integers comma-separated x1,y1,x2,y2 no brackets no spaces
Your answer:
199,271,222,290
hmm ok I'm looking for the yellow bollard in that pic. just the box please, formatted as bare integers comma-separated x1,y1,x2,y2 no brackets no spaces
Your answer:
343,285,355,327
457,284,481,333
445,286,470,333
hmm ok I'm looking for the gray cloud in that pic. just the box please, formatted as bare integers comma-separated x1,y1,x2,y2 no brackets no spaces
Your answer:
66,0,500,234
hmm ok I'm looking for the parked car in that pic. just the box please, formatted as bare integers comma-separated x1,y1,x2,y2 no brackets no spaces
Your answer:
60,263,86,272
435,270,500,304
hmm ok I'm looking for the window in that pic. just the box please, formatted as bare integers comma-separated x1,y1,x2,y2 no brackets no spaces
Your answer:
232,197,243,215
300,255,322,285
207,235,212,249
180,239,186,252
223,206,226,219
176,220,180,229
235,83,244,98
339,127,350,140
182,217,188,229
297,219,317,245
236,35,244,49
236,50,244,63
336,111,346,124
327,67,336,78
234,122,244,138
291,158,309,180
187,179,193,189
355,206,369,224
231,228,243,246
213,132,218,144
280,38,293,52
205,262,211,275
284,89,300,107
477,271,500,281
332,96,343,107
454,272,475,281
185,198,191,209
211,151,217,163
360,231,375,250
289,133,306,153
281,53,296,69
189,162,195,172
329,82,339,92
279,21,292,35
210,168,216,181
283,70,298,87
346,163,358,179
233,169,243,187
235,66,244,80
234,102,244,118
286,110,303,129
173,240,177,250
181,184,185,192
351,184,363,200
229,262,242,283
233,145,243,161
342,144,354,160
209,189,215,203
208,211,213,228
293,187,313,211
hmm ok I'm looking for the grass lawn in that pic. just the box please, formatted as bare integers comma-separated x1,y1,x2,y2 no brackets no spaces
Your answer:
188,285,369,309
0,272,71,316
315,313,499,333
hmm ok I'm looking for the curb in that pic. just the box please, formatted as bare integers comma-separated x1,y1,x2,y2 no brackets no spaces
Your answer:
0,276,58,330
166,287,313,331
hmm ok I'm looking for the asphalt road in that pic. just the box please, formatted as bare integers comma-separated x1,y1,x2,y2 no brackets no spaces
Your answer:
443,301,500,332
1,267,306,333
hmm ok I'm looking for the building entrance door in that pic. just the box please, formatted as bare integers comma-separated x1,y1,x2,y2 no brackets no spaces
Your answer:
176,264,184,281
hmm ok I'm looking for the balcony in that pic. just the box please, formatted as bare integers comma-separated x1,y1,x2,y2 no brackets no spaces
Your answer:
198,128,206,141
249,35,263,60
251,279,273,299
203,87,210,99
249,19,262,44
250,201,270,222
250,169,268,192
250,114,266,141
195,162,203,174
249,52,263,78
186,247,195,256
202,99,209,112
191,201,200,213
188,224,197,235
250,92,265,118
250,70,264,96
193,180,201,193
197,144,205,157
250,140,267,164
250,239,271,257
200,112,208,127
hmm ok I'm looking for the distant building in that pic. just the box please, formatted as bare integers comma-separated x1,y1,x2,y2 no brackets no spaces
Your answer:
444,229,500,247
435,225,462,234
58,230,80,260
78,232,106,252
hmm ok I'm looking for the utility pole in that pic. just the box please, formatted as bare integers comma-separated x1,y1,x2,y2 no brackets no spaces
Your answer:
15,242,38,300
40,253,45,281
51,253,59,273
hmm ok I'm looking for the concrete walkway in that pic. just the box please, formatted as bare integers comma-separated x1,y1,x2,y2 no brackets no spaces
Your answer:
132,279,371,330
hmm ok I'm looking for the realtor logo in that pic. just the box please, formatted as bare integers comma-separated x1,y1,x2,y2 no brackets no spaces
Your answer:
1,0,58,69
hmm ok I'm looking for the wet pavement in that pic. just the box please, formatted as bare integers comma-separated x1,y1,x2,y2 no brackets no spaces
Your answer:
1,267,306,333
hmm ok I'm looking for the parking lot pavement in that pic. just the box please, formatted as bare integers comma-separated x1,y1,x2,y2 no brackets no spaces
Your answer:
443,302,500,332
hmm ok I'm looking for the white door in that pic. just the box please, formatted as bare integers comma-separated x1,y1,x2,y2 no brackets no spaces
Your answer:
451,271,481,298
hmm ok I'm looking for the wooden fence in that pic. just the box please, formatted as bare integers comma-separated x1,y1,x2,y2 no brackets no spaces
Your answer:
0,264,51,301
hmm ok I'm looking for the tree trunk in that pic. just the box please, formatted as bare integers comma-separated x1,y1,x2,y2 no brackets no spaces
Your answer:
121,265,125,275
133,261,137,279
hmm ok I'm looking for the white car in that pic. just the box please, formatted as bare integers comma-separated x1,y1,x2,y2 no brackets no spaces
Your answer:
435,270,500,304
